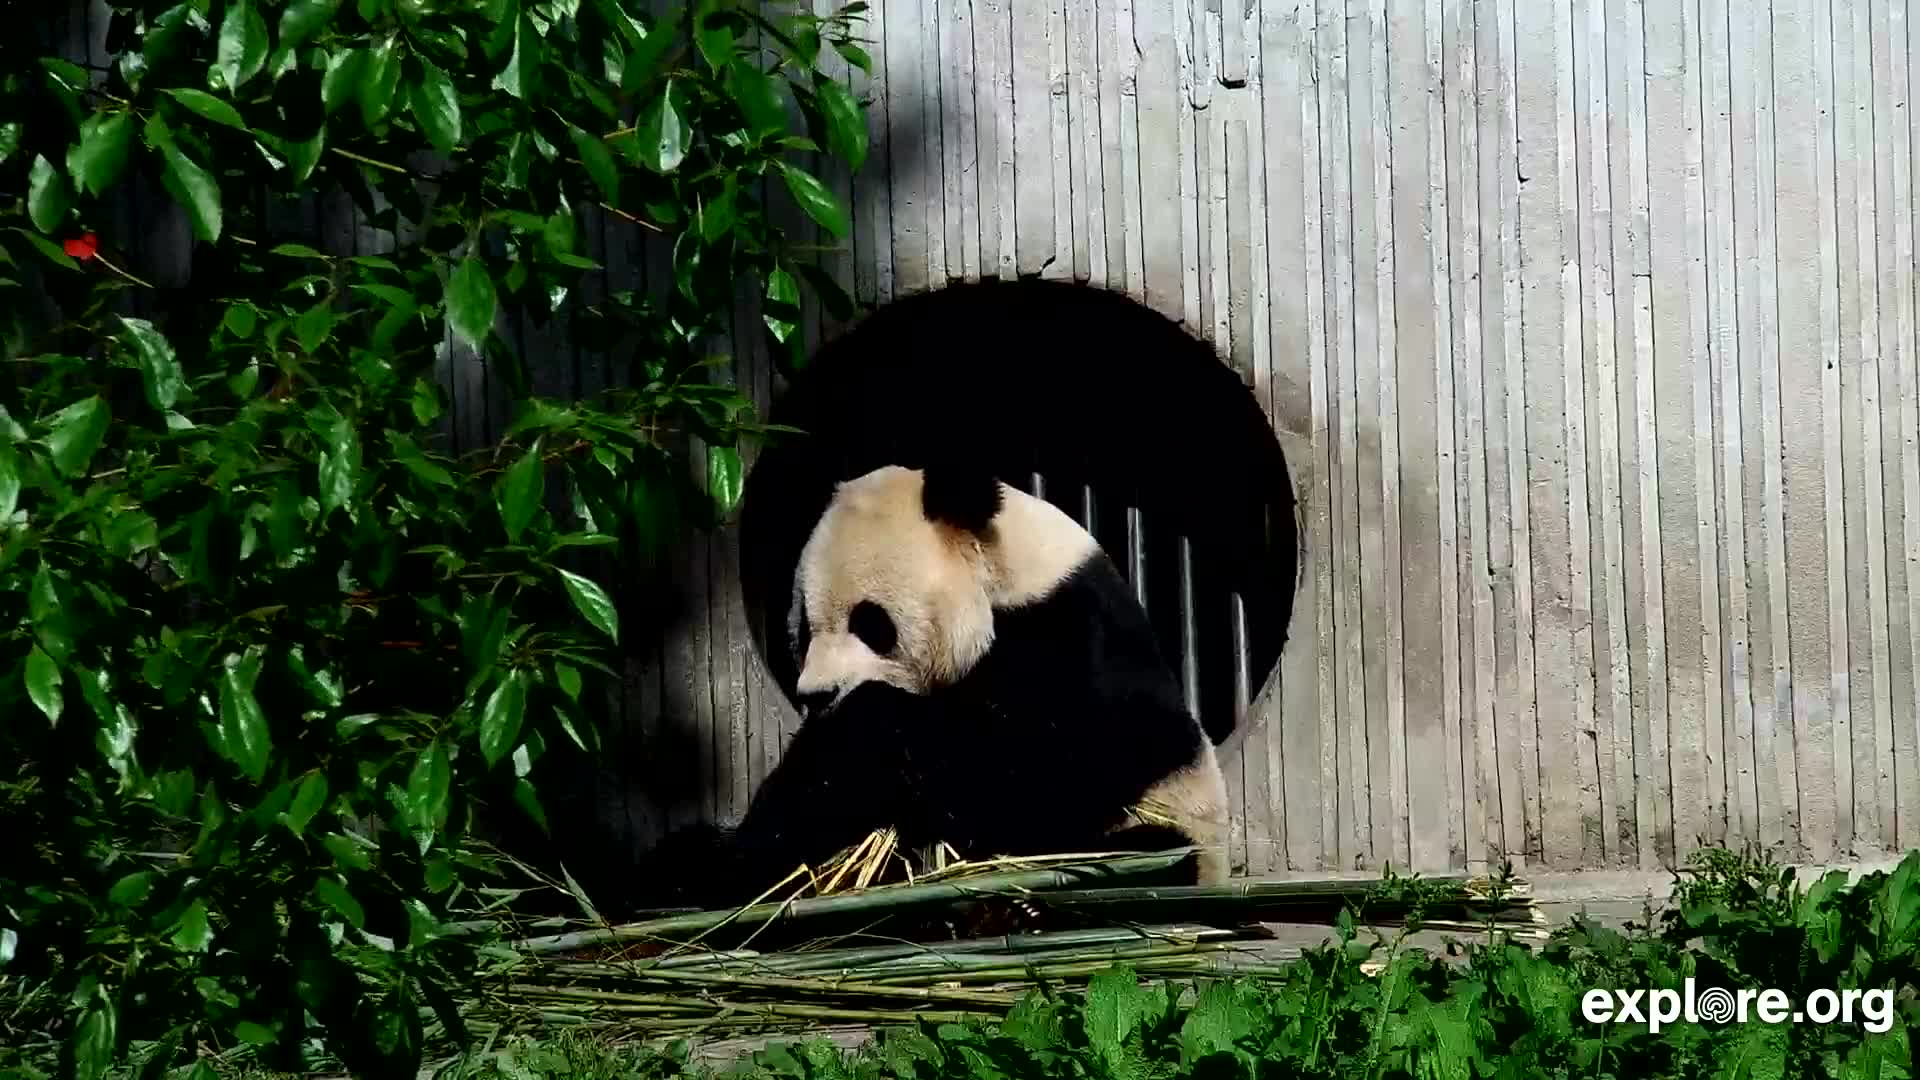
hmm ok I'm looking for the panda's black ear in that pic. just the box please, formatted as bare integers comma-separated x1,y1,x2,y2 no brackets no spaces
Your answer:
920,464,1002,535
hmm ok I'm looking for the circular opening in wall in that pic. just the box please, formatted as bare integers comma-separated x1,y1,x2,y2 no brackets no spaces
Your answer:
738,279,1303,748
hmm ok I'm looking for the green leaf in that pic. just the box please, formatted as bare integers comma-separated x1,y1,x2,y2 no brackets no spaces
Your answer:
621,18,677,92
0,121,21,165
68,112,135,196
0,442,19,522
389,431,455,487
162,89,249,132
322,48,370,114
361,37,401,126
314,410,358,512
259,125,326,186
723,62,786,137
216,651,272,783
278,0,341,50
446,255,496,349
1085,969,1152,1069
27,155,70,234
694,0,735,71
497,443,544,542
314,877,365,928
25,646,63,724
569,125,620,201
554,661,582,701
118,317,188,411
708,445,743,518
406,741,452,835
835,40,873,75
171,899,213,952
813,75,867,171
494,16,541,101
147,117,223,243
410,56,461,155
232,1022,274,1046
764,266,799,342
71,1000,117,1080
285,772,328,835
478,671,527,768
699,182,737,242
109,871,154,907
295,299,334,352
779,162,848,237
557,568,619,643
634,81,691,173
43,395,110,477
216,0,270,92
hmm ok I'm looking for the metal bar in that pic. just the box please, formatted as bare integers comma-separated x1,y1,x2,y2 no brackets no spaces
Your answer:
1178,536,1200,717
1232,591,1251,718
1125,506,1148,608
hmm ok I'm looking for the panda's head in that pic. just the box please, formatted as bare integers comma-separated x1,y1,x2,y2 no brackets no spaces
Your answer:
787,464,1097,714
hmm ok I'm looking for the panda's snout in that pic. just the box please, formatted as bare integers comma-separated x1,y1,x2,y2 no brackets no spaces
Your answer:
795,687,837,719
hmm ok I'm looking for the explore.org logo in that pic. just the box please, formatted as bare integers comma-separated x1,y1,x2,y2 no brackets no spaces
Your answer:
1581,979,1897,1034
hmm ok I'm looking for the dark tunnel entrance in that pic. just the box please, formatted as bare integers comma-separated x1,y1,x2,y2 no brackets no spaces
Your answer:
738,278,1304,747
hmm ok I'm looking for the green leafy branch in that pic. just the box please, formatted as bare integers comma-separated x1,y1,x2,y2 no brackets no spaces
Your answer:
0,0,873,1077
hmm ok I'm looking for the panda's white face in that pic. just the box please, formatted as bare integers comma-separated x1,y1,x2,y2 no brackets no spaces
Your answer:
787,465,1100,714
790,467,996,707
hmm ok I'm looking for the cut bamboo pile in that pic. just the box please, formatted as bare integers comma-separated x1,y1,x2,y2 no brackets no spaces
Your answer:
460,841,1548,1040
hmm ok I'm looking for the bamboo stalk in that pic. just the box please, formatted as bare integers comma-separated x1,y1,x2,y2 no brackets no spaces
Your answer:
507,972,1022,1007
511,850,1196,955
859,942,1257,984
545,924,1260,979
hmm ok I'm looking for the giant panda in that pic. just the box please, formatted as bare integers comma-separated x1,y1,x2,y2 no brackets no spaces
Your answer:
652,460,1231,908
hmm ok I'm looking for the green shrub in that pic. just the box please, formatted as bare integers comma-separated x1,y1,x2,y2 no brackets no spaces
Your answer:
0,1,868,1076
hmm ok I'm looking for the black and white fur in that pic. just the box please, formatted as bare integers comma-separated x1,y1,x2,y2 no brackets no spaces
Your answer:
679,463,1230,903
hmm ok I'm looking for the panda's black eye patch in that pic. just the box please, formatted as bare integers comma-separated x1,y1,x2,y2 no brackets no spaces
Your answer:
848,600,897,657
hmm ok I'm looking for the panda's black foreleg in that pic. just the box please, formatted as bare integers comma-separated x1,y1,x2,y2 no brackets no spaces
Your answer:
723,700,919,897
